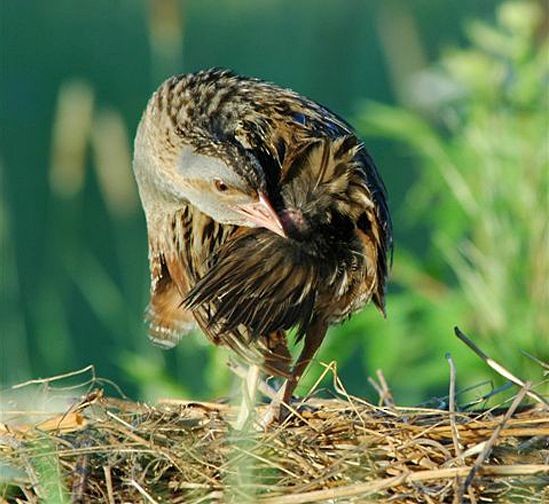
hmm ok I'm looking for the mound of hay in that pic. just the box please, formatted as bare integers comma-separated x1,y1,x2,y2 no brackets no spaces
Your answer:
1,330,548,503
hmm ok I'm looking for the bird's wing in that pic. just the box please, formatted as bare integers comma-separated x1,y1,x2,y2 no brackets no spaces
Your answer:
281,111,392,316
354,146,392,316
146,234,196,349
276,132,392,316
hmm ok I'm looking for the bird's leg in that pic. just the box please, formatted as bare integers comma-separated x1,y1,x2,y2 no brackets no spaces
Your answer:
260,320,327,427
234,364,260,429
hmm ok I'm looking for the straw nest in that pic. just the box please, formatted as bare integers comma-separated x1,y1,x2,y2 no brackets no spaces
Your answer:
2,331,548,503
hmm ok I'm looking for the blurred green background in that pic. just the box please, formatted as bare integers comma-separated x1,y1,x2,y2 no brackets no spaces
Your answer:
1,0,547,406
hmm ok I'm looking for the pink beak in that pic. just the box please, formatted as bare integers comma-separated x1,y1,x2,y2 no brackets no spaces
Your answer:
236,192,286,237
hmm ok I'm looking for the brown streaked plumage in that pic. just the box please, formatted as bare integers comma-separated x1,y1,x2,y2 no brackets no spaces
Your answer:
133,68,392,417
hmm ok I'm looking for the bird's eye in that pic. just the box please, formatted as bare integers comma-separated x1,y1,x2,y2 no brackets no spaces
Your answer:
214,179,229,192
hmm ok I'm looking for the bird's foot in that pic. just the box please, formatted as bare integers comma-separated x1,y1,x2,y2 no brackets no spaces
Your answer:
257,382,300,429
257,394,285,429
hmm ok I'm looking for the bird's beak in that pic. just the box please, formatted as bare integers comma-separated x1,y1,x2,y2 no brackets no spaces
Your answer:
236,192,286,237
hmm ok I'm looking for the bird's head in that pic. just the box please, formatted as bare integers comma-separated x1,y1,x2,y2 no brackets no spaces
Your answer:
176,143,285,236
133,107,285,237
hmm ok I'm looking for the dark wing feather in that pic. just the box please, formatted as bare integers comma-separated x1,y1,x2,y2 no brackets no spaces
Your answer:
185,230,318,340
354,148,393,314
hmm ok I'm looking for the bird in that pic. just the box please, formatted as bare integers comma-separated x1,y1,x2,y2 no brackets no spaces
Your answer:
133,68,392,422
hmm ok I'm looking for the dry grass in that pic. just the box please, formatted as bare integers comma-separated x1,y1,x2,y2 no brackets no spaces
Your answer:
1,332,548,503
